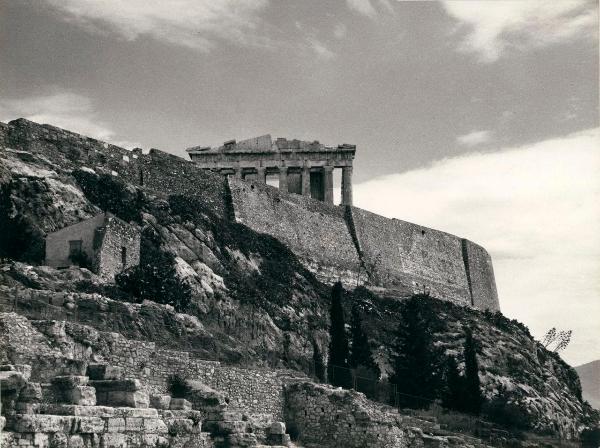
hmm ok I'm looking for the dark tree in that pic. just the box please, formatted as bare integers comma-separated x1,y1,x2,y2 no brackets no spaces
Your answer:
327,281,352,388
390,294,443,409
442,356,466,412
312,339,326,383
463,327,484,415
349,302,379,377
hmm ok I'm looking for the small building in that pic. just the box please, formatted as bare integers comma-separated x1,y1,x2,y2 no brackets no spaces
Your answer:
45,212,140,281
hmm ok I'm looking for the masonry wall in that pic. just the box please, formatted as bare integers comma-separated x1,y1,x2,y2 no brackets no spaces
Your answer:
228,177,361,286
349,207,473,305
0,313,286,421
462,240,500,311
97,217,141,281
284,382,408,448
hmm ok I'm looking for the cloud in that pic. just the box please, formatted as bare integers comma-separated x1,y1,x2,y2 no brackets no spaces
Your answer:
347,0,378,18
42,0,269,51
307,37,336,60
0,90,140,149
354,128,600,366
441,0,598,62
457,129,492,146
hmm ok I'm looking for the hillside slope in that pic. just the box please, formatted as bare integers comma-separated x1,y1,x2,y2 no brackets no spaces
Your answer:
576,360,600,410
0,119,597,441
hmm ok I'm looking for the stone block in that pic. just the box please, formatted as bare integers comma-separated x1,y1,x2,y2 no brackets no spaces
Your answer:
142,417,168,434
124,417,143,431
19,382,42,402
39,404,115,417
170,398,192,410
90,379,141,392
68,435,85,448
0,370,27,392
269,421,286,435
97,390,149,408
78,416,106,433
150,394,171,410
100,433,127,448
11,414,69,433
105,417,126,433
66,386,96,406
112,407,158,418
14,402,38,414
52,376,89,389
87,365,123,381
0,364,32,380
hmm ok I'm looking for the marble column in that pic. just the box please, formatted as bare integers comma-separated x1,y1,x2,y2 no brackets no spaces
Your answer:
279,167,288,193
341,166,353,206
301,166,311,196
323,166,334,205
256,167,267,184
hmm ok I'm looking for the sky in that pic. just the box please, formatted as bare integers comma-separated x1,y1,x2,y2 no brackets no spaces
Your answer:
0,0,598,365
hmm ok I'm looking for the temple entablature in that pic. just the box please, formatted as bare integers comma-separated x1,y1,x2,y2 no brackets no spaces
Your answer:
186,134,356,205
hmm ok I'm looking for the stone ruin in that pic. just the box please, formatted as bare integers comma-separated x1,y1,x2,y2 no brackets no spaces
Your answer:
187,135,356,206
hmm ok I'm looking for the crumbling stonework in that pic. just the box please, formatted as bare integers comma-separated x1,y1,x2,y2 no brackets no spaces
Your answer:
284,382,494,448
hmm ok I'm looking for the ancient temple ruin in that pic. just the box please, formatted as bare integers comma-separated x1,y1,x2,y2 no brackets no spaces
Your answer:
186,135,356,205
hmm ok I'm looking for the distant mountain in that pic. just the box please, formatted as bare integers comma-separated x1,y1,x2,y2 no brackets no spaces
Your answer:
576,360,600,409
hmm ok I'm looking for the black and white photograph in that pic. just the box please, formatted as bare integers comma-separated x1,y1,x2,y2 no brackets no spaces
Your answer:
0,1,598,447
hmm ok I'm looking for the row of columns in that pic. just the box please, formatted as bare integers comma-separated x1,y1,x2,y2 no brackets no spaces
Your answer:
231,165,352,206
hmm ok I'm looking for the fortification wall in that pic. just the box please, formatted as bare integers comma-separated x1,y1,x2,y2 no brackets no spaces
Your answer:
349,207,473,305
228,177,360,286
462,240,500,311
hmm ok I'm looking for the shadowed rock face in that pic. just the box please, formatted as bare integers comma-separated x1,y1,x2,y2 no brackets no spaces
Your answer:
0,119,595,440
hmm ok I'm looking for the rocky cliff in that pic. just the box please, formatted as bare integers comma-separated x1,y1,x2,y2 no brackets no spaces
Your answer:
0,120,597,444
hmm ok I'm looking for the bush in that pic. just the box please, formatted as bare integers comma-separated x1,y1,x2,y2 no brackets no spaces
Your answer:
482,386,531,432
72,169,143,223
69,250,93,270
115,227,192,312
0,183,45,264
167,373,191,398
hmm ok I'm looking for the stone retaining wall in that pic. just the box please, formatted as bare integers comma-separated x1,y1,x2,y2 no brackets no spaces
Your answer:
0,313,287,420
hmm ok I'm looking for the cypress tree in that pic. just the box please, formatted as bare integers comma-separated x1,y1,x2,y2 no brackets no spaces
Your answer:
390,294,442,409
442,356,466,412
312,339,326,383
463,327,483,415
327,281,352,388
349,302,379,377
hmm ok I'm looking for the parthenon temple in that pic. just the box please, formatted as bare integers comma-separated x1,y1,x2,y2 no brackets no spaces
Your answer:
186,135,356,205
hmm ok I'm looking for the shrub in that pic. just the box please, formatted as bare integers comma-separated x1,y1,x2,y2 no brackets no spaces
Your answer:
167,373,191,398
72,169,143,223
0,183,45,264
115,227,192,312
69,250,93,270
